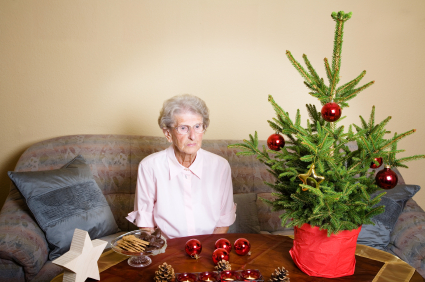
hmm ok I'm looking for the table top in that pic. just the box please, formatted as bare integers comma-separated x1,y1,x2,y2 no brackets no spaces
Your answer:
100,233,424,282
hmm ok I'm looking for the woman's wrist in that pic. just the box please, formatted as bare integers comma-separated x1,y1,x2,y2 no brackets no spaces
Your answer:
139,227,155,233
213,226,229,234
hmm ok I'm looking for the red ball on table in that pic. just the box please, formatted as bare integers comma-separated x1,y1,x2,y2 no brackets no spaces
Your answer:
212,248,229,264
267,133,285,151
321,102,342,122
234,238,251,256
185,239,202,259
215,238,232,253
375,165,398,189
370,157,383,169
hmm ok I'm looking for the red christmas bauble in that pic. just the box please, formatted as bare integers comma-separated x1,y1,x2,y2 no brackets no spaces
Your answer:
212,248,229,264
185,239,202,259
215,238,232,253
370,157,383,169
321,102,342,122
375,166,398,189
267,133,285,151
234,238,251,256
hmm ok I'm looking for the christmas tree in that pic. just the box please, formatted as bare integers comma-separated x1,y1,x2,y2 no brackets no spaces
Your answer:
229,11,425,236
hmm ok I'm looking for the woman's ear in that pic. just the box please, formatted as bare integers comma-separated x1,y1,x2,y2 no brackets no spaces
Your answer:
163,128,173,143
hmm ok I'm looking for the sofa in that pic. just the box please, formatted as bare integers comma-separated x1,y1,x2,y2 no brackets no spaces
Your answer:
0,134,424,281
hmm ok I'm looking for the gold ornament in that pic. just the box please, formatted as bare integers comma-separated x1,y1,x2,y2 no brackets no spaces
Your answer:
298,164,325,191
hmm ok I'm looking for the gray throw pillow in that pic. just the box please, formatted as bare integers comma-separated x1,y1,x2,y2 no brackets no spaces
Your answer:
228,193,261,234
8,155,120,260
357,184,420,250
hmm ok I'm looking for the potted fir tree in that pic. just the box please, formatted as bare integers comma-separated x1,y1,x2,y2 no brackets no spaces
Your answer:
229,11,425,278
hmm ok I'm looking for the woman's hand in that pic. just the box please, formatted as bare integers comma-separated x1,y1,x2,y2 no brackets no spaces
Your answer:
139,227,155,233
213,227,229,234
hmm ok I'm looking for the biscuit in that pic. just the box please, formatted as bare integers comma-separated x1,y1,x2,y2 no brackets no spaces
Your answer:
117,235,149,253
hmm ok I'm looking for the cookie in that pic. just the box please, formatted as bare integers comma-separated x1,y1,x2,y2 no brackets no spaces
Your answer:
117,235,149,253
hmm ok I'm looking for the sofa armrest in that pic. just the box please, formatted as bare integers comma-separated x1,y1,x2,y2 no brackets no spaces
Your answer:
0,258,25,282
388,198,425,278
0,184,49,281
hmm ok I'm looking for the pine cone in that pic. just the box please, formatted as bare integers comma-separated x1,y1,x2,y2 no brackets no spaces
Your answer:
214,259,231,271
269,266,289,282
154,262,175,282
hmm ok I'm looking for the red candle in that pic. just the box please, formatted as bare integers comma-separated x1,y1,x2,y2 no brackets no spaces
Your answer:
219,270,241,281
176,272,197,282
240,269,261,280
199,271,219,282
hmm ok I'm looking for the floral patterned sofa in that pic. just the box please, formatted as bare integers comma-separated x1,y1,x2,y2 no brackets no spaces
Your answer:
0,135,424,281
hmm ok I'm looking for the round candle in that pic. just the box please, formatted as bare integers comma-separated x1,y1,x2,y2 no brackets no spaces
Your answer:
220,270,241,281
176,272,197,282
241,269,261,280
198,271,219,282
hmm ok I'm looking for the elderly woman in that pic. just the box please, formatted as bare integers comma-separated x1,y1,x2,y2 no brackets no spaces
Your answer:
126,94,236,239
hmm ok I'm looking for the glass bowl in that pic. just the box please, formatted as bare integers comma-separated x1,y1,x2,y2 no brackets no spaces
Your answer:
110,230,167,267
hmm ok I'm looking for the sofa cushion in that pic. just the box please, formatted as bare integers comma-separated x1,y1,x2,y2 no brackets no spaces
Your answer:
387,198,425,277
29,261,63,282
228,193,260,233
256,192,293,233
357,185,420,250
8,155,120,260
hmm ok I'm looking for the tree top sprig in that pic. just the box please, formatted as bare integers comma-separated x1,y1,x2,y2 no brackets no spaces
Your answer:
331,11,352,22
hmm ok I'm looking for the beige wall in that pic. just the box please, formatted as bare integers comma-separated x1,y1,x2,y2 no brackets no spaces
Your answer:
1,0,425,210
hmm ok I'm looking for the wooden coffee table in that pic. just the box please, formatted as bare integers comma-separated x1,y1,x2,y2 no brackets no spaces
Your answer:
85,233,425,281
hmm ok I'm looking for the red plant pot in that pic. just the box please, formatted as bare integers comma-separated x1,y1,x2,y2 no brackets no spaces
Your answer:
289,223,362,278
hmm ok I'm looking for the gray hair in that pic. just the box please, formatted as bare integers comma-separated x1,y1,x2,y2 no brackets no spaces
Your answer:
158,94,210,129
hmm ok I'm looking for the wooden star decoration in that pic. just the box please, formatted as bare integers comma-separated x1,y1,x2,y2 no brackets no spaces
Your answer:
298,164,325,191
52,229,107,282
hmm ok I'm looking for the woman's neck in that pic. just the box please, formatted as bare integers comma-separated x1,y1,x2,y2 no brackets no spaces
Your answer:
174,150,197,168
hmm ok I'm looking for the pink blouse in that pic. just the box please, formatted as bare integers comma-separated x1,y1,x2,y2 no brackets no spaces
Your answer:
126,146,236,239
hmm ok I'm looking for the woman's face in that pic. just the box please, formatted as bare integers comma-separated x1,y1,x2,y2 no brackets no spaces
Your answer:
163,112,204,157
